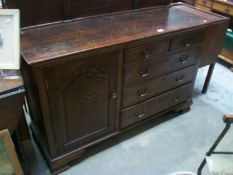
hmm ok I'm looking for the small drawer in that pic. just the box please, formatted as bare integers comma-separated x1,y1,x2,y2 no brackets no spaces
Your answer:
196,0,213,8
121,65,197,108
195,4,212,11
120,83,193,128
170,31,204,51
212,1,233,16
124,40,169,64
123,47,199,87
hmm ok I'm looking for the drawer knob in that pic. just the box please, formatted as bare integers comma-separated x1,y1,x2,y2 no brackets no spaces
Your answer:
139,69,151,78
135,113,145,118
140,48,153,58
179,56,189,64
137,90,148,97
225,8,230,13
175,75,185,83
112,92,117,99
173,96,180,104
201,0,207,5
183,40,192,47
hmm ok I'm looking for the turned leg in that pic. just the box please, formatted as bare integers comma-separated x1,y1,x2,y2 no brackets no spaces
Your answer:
202,64,215,94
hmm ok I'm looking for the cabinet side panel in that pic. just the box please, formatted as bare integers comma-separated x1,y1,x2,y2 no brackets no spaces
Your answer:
21,59,49,152
199,21,229,67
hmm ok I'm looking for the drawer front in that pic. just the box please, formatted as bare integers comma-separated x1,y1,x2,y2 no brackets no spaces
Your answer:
212,1,233,16
122,65,197,108
195,4,212,11
124,40,169,64
120,83,193,128
196,0,212,7
123,47,199,86
170,31,204,51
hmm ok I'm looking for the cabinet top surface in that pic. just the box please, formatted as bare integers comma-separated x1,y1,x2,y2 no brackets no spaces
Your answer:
21,4,228,65
0,77,23,95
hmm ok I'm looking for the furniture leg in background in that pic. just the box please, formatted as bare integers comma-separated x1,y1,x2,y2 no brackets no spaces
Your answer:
197,114,233,175
202,63,215,94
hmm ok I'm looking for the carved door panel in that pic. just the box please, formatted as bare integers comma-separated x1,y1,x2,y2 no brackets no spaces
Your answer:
45,51,120,154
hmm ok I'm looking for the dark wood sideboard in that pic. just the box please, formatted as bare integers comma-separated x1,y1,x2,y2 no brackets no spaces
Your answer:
20,3,228,174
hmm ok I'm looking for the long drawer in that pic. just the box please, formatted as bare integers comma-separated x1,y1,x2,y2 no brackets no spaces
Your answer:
123,47,199,87
120,83,193,128
121,65,197,108
212,1,233,16
124,40,169,64
196,0,213,8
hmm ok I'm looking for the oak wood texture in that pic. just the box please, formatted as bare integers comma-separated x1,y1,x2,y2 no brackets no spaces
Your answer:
123,47,199,86
210,1,233,70
212,0,233,16
218,48,233,70
45,51,119,154
124,40,169,64
20,4,229,174
120,83,194,128
0,76,23,94
21,4,227,65
195,4,212,11
122,65,197,108
196,0,213,8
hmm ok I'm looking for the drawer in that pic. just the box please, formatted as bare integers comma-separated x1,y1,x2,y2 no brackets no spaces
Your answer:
195,4,212,11
124,40,169,64
170,31,204,51
121,65,197,108
212,1,233,16
196,0,213,7
123,47,199,87
120,83,193,129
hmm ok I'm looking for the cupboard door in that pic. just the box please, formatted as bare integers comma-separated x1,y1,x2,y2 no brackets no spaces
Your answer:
45,51,120,154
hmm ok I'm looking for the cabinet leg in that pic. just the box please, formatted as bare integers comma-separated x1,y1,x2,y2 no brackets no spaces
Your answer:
174,99,192,114
12,129,27,161
51,163,70,175
50,149,86,175
202,64,215,94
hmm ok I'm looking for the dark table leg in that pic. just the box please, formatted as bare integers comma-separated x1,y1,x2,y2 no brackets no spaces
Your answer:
202,64,215,94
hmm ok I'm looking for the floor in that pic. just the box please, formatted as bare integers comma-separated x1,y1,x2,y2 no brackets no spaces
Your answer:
21,60,233,175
